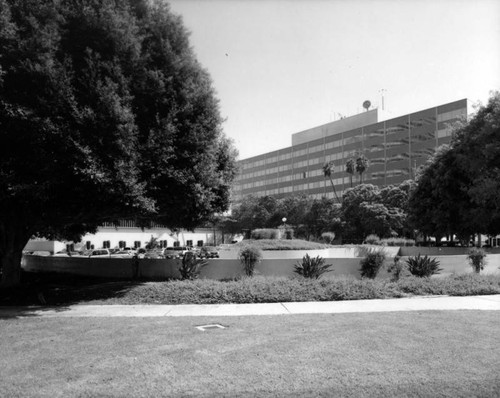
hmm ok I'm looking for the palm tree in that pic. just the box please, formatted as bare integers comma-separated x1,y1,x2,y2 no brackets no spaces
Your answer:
355,154,369,184
345,158,355,187
322,161,341,203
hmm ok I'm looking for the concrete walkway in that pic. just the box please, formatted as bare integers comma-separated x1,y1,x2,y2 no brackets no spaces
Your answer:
1,295,500,318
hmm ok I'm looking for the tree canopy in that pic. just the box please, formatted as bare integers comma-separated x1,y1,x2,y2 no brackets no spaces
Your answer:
408,92,500,241
0,0,237,285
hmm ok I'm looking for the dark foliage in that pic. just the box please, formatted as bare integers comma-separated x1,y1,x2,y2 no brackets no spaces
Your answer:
294,254,333,279
0,0,237,285
359,251,386,279
406,254,442,277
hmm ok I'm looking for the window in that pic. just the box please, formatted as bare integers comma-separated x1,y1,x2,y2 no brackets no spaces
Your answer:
119,241,126,248
86,241,91,250
197,240,203,247
134,241,141,248
173,241,180,247
186,240,193,247
103,240,110,249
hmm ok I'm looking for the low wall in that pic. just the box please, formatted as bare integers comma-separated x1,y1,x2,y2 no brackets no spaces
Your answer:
398,255,500,278
23,253,500,280
218,246,400,259
399,247,500,256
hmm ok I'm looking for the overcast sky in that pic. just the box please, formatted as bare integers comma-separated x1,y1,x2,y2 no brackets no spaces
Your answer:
168,0,500,159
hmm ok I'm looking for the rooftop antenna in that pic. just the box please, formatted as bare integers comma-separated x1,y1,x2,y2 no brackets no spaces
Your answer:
379,89,386,110
362,100,371,112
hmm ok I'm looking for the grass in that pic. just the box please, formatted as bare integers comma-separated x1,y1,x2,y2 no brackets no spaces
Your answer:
0,311,499,397
235,239,331,250
1,272,500,306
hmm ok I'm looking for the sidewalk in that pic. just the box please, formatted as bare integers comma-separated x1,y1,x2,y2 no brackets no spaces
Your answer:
1,295,500,318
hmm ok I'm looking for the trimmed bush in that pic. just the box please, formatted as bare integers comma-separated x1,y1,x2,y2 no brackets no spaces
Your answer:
467,248,487,273
406,254,442,277
364,234,381,245
321,232,336,244
235,239,330,251
238,245,263,277
178,252,207,280
381,238,416,247
360,251,386,279
251,229,279,240
294,254,333,279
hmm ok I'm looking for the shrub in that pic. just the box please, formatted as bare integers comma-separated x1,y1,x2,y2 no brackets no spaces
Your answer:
294,254,333,279
321,232,336,244
387,256,410,281
238,245,263,277
284,228,294,240
178,252,207,280
364,234,381,245
251,229,279,240
360,251,386,279
380,238,416,247
467,248,487,273
406,254,442,277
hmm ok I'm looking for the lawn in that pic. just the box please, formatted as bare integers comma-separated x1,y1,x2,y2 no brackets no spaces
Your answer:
0,311,499,397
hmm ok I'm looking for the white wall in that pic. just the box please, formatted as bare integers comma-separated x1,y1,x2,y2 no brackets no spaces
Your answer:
24,227,217,252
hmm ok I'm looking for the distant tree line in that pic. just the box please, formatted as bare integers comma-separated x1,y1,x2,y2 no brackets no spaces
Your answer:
228,179,414,243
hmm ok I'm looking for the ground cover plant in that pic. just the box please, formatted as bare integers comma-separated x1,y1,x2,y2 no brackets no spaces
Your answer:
2,272,499,306
1,312,499,397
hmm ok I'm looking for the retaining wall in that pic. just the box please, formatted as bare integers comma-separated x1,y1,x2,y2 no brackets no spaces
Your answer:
22,253,500,280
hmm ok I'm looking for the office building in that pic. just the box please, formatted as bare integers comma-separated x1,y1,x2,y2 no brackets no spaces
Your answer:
234,99,467,201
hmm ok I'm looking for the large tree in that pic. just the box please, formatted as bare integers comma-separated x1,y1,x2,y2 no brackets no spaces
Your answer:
0,0,237,286
341,182,413,242
408,92,500,242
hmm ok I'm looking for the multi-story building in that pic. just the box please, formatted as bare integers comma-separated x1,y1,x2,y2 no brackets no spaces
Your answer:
234,99,467,201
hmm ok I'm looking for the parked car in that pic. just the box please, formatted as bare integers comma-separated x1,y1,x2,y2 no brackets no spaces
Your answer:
199,246,219,259
163,248,181,259
79,249,111,257
53,250,80,257
110,250,134,258
144,249,164,259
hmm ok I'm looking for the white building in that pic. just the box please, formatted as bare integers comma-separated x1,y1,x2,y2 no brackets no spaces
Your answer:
24,220,220,253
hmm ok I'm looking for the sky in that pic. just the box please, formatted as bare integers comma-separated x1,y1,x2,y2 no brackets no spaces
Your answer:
167,0,500,159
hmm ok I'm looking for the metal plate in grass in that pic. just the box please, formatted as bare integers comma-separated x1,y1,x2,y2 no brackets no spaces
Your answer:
195,324,226,331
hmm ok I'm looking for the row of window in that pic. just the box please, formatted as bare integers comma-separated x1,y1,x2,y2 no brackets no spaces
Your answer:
97,240,205,249
241,131,441,172
240,113,463,173
437,108,466,122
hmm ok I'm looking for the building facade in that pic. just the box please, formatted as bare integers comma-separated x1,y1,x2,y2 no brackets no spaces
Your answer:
234,99,467,201
24,221,219,254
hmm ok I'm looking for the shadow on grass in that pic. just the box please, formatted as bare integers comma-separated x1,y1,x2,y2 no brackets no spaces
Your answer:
0,271,156,318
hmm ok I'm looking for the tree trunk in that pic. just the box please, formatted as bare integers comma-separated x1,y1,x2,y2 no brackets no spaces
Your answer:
0,222,31,287
329,177,341,204
1,251,23,287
